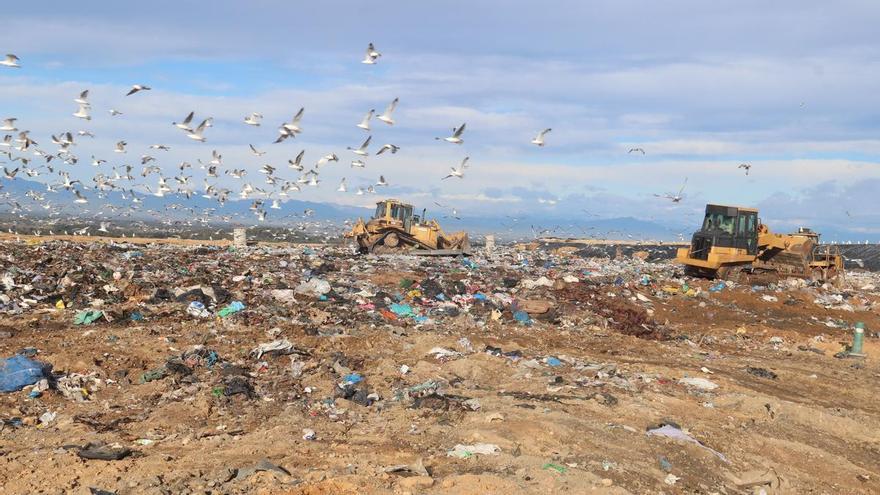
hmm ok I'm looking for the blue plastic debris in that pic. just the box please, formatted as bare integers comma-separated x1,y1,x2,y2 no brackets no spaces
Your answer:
319,295,329,301
0,355,51,393
461,259,478,270
545,356,563,367
709,282,726,293
513,310,532,325
390,303,415,317
343,373,363,385
473,293,488,301
129,311,144,321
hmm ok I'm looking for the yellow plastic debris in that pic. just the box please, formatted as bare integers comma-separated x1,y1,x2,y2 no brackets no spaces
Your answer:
55,300,65,310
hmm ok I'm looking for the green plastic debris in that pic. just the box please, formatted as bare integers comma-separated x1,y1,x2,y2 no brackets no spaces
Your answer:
73,310,104,325
543,462,567,474
399,278,415,289
139,367,167,384
217,301,245,317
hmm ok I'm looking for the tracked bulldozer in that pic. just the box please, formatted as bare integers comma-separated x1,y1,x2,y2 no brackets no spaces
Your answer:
676,204,845,285
346,199,471,256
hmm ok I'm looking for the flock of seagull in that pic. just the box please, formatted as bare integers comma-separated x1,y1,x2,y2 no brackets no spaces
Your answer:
0,45,571,232
0,44,767,242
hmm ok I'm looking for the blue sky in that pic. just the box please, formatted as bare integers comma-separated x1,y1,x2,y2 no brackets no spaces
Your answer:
1,1,880,239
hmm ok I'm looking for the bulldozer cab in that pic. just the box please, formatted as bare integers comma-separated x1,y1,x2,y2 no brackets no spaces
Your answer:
693,204,760,257
374,199,415,232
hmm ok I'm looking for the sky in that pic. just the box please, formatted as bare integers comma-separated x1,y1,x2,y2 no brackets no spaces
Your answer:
1,1,880,240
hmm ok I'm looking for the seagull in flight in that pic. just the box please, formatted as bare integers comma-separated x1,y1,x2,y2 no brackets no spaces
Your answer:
337,178,347,192
347,135,371,156
0,54,20,68
109,109,123,116
442,157,469,180
0,118,17,132
187,119,211,142
288,150,305,170
174,111,195,131
362,42,381,64
126,84,151,96
654,177,687,203
376,98,398,125
376,175,388,186
738,163,751,175
282,108,305,134
350,159,365,168
249,144,266,156
628,147,646,155
244,112,263,126
114,141,127,153
376,143,400,155
436,123,466,144
531,128,552,146
357,109,375,131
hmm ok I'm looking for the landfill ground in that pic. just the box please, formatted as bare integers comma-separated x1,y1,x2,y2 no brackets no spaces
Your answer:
0,239,879,495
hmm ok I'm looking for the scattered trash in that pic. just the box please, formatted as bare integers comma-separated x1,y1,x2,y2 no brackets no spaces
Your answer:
646,423,728,462
542,462,567,474
447,443,501,458
746,367,778,380
217,301,245,317
186,301,211,318
0,355,51,393
73,310,105,325
679,377,719,391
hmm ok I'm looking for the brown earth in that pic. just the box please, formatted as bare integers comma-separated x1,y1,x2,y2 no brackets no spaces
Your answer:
0,240,878,494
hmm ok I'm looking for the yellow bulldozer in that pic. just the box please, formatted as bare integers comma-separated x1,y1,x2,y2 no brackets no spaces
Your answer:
676,204,845,284
346,199,472,255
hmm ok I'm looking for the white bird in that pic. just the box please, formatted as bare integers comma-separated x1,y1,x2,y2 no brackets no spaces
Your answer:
628,147,646,155
270,198,281,209
78,130,95,138
654,177,688,203
0,118,17,132
288,150,305,170
98,222,110,233
126,84,151,96
351,159,365,168
347,135,371,156
738,163,752,175
356,187,365,195
376,97,398,125
114,141,127,153
187,119,210,142
357,109,375,130
376,175,388,186
337,178,347,192
73,104,91,120
531,128,552,146
316,153,339,167
362,42,381,64
376,143,400,155
244,112,263,126
109,109,123,116
436,123,466,144
249,144,266,156
73,189,88,203
173,111,195,131
150,144,170,151
0,54,20,68
283,108,305,134
442,156,469,180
